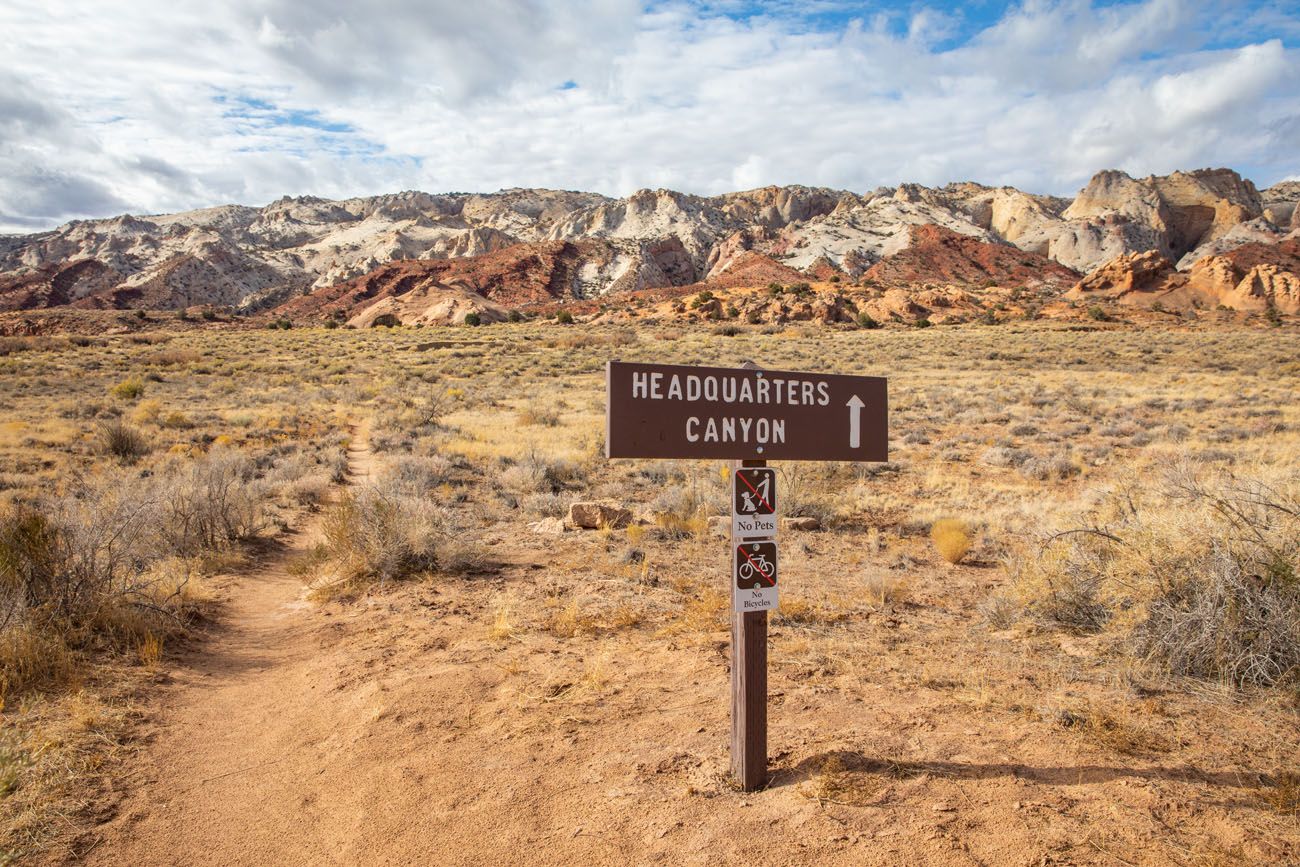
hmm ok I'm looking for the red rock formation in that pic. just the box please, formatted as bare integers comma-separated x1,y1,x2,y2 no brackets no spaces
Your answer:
0,259,119,310
274,241,587,322
863,224,1079,287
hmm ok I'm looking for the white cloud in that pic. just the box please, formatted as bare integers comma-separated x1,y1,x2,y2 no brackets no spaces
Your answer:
0,0,1297,232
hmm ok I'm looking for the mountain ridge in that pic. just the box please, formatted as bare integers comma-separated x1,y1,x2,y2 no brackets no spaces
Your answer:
2,167,1297,323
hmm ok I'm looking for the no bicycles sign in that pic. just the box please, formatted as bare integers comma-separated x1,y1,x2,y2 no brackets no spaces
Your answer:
734,540,778,612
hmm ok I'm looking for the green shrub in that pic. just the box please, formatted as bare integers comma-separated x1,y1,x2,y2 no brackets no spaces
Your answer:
856,312,880,330
463,312,482,327
110,377,146,401
689,290,715,309
555,310,574,324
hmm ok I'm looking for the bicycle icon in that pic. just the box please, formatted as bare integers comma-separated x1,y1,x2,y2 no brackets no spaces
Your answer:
735,542,777,589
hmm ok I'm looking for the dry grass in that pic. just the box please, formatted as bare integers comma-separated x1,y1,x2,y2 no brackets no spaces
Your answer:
1055,704,1170,756
802,754,882,806
309,483,446,600
930,517,973,564
1013,465,1300,686
1259,771,1300,817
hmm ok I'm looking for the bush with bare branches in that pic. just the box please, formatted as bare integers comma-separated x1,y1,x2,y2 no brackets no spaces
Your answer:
1014,464,1300,687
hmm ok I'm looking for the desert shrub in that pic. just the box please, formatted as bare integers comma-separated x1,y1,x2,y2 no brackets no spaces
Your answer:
314,479,451,595
931,518,972,564
499,453,585,496
516,406,560,427
555,310,574,324
980,446,1030,468
281,475,332,508
1014,465,1300,687
977,593,1018,629
150,452,266,555
519,491,566,517
648,474,720,539
95,420,150,462
0,623,74,699
777,463,838,526
1019,453,1080,481
0,477,233,698
856,312,881,329
160,411,193,430
384,455,453,495
463,312,481,327
110,377,146,400
132,399,163,424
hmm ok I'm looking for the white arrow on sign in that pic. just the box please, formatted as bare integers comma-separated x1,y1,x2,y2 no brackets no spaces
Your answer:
846,394,864,448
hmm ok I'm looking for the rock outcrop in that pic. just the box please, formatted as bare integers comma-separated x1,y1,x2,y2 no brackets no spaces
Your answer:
1068,250,1176,299
1068,238,1300,314
1063,168,1262,262
863,224,1079,288
1261,181,1300,230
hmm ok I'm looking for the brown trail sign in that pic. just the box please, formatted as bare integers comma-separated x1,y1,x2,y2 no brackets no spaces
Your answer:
605,360,888,792
605,361,887,461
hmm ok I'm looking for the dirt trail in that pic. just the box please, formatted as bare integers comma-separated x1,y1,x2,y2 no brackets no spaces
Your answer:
87,423,385,865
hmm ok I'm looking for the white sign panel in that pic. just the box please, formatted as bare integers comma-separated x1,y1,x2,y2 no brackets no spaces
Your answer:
732,467,777,538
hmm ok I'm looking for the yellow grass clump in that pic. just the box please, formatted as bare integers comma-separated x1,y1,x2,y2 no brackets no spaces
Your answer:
930,517,972,564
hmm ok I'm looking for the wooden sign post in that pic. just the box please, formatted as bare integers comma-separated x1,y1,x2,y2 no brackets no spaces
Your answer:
732,455,769,790
606,360,887,792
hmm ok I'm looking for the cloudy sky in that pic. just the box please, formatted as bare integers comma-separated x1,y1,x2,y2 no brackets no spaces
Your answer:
1,0,1297,232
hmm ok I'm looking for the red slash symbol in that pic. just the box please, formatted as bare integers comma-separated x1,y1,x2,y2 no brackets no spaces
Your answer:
738,545,775,587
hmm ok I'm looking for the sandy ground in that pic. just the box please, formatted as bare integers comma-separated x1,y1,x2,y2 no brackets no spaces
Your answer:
74,425,1298,866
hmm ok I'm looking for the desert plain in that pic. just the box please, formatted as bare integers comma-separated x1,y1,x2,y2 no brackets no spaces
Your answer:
0,312,1296,865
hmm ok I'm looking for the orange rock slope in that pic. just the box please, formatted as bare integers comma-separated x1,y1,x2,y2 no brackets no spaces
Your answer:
1069,239,1300,314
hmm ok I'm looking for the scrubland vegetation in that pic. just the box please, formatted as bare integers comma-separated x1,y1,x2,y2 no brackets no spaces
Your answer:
1,319,1298,861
